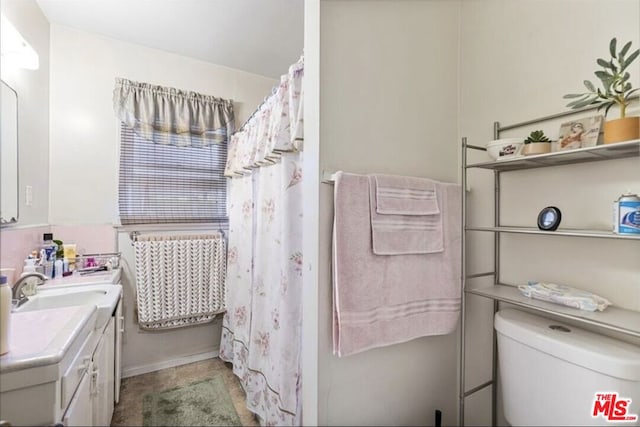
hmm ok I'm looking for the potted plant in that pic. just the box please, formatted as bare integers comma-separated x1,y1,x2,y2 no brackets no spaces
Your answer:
563,37,639,144
523,130,552,155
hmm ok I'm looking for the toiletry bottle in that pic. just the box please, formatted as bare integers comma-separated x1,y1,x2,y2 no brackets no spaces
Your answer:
41,233,57,279
32,250,45,275
54,259,64,279
62,243,77,272
0,275,11,355
23,256,37,274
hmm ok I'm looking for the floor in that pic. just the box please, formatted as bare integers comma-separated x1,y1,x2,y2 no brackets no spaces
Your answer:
111,358,259,426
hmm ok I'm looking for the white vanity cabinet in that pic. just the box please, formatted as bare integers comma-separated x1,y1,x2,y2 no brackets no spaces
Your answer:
114,292,123,404
62,368,92,426
62,299,119,427
61,315,116,426
0,278,123,427
0,305,97,426
91,315,115,427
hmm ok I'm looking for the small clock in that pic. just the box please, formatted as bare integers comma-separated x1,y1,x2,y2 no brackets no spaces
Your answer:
537,206,561,231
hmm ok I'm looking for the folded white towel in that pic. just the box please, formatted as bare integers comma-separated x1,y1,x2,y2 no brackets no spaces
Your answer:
368,176,443,255
518,281,612,312
374,174,439,215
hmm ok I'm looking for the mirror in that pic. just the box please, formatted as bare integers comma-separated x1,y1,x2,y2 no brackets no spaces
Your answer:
1,80,18,225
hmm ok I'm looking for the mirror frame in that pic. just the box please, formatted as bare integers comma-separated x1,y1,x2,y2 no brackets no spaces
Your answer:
1,79,19,226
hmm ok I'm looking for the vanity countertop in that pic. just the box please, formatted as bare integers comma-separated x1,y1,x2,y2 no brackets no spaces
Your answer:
0,305,97,374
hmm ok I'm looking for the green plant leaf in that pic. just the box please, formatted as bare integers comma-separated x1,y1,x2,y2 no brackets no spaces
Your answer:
610,60,619,73
594,71,613,88
593,70,613,82
596,88,612,99
597,58,613,69
525,130,550,143
609,38,617,58
594,70,613,79
568,97,599,109
619,41,632,61
621,49,639,71
603,101,615,117
565,39,636,113
566,96,590,108
583,80,596,92
624,87,640,101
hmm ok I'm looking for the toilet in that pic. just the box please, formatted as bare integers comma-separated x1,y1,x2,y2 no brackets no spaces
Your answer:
495,308,640,426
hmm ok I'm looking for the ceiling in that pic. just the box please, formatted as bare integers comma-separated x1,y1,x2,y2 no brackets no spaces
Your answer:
35,0,304,79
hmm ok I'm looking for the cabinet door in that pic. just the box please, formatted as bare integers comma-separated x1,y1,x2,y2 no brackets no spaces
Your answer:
62,370,92,426
92,317,115,427
114,295,123,404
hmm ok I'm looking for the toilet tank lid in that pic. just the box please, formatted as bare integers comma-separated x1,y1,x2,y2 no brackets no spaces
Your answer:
495,308,640,381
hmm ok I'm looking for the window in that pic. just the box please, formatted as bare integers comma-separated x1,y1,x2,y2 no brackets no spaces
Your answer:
118,124,228,226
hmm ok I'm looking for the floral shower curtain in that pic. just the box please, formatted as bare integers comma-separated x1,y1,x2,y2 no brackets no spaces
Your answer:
220,57,304,426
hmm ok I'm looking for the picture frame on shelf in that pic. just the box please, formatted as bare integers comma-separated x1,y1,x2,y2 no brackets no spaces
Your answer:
555,115,603,151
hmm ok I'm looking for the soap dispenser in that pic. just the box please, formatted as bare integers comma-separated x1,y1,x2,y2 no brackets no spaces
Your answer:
23,256,37,274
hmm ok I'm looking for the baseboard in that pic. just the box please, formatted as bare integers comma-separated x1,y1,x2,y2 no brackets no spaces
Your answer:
122,350,220,378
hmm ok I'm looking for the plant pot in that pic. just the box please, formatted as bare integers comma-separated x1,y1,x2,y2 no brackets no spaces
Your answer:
603,117,640,144
523,142,551,155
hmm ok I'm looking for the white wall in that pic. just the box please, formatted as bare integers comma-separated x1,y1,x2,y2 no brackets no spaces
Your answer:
316,1,461,425
0,0,49,226
48,24,277,225
47,24,278,373
459,1,640,425
116,232,224,376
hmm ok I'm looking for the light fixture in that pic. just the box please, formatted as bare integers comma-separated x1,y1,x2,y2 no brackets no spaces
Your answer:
1,13,39,70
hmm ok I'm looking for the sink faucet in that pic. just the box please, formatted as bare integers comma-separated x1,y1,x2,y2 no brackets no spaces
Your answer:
12,272,48,305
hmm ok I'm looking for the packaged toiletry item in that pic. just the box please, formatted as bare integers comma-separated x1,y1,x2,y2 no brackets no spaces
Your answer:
0,268,16,285
617,192,640,234
63,244,77,271
41,233,58,259
63,257,69,274
0,275,11,355
40,248,53,279
41,233,57,279
54,259,63,279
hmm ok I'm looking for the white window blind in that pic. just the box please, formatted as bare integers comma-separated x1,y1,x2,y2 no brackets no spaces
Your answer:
118,124,228,226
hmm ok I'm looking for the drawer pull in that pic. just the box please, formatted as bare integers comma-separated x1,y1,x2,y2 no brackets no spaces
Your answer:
119,315,125,333
91,365,100,396
77,356,91,374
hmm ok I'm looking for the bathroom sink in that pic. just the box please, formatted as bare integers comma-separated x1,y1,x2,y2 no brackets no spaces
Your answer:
14,284,122,330
16,289,107,311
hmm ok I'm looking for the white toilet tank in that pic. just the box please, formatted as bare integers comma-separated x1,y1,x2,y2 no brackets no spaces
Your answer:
495,308,640,426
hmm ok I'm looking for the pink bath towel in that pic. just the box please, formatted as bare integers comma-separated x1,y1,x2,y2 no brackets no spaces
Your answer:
369,175,443,255
374,174,439,215
333,172,461,357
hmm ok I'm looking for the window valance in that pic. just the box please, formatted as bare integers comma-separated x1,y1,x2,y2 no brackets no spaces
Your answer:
113,78,235,146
